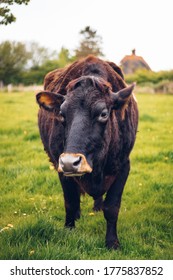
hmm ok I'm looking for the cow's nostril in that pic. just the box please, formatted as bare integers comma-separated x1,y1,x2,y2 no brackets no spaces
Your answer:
73,156,82,167
59,158,64,168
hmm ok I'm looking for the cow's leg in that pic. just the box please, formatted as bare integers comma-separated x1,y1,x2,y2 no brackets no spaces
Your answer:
60,176,80,228
103,160,130,249
93,196,103,211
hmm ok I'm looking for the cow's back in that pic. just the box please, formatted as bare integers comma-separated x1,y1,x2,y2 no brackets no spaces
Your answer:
44,55,126,94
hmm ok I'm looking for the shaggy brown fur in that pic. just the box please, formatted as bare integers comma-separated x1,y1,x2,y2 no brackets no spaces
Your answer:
44,55,125,94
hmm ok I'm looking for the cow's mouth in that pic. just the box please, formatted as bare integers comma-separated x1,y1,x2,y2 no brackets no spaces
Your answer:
63,172,85,177
58,153,92,175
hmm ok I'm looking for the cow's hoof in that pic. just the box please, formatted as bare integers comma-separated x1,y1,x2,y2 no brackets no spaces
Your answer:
93,204,102,212
93,197,103,212
65,222,75,229
106,239,120,250
75,210,81,220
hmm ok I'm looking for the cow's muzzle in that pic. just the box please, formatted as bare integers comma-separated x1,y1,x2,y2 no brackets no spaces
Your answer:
58,153,92,177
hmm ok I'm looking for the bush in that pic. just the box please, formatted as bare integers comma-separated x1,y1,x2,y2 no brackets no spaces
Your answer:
20,60,60,85
154,80,173,94
125,69,173,85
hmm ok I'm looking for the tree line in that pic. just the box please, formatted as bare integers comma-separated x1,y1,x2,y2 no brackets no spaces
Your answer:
1,2,172,89
0,26,103,85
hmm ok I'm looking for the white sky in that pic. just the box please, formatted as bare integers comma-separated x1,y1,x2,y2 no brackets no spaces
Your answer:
0,0,173,71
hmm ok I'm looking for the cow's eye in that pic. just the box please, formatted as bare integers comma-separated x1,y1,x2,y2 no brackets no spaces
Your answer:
98,109,109,123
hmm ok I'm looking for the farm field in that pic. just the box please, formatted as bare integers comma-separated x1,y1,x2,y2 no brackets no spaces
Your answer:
0,91,172,260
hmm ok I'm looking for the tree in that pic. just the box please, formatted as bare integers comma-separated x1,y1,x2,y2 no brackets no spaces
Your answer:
22,47,72,85
0,41,31,84
57,47,73,68
21,59,60,85
74,26,104,59
0,0,30,25
0,40,74,85
27,42,58,69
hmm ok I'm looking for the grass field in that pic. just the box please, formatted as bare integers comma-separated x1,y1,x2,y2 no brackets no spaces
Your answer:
0,91,172,260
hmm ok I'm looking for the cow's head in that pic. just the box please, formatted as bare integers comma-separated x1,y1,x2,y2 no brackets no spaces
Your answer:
36,76,135,177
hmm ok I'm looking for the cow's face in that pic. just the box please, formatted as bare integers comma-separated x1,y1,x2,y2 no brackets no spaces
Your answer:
37,76,135,177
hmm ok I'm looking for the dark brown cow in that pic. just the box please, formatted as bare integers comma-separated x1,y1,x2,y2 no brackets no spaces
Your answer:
36,55,138,249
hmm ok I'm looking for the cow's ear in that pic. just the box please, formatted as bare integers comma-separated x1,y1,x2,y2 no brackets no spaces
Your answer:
36,91,65,111
111,83,136,110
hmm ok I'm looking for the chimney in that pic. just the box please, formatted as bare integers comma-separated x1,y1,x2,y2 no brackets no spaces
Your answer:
132,49,136,55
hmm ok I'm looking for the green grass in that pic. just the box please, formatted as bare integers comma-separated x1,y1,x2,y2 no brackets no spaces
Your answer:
0,91,172,260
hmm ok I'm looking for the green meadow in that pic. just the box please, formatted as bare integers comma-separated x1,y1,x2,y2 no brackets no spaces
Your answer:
0,91,172,260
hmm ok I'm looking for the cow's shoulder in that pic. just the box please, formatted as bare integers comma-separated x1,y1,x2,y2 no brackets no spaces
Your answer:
44,68,65,91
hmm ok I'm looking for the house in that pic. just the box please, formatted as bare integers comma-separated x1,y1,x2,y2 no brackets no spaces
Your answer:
120,49,151,74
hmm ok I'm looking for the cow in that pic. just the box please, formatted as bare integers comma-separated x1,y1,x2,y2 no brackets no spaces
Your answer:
36,55,138,249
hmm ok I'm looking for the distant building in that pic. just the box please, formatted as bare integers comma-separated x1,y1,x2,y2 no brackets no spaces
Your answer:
120,49,151,74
